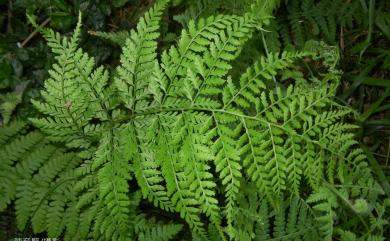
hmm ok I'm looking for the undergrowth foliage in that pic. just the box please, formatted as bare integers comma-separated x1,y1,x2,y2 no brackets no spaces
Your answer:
0,0,387,240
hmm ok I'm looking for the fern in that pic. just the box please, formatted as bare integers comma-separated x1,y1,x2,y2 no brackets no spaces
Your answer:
0,92,22,124
0,120,36,211
232,183,320,241
0,120,81,237
135,216,183,241
88,30,131,47
273,0,364,48
0,0,385,240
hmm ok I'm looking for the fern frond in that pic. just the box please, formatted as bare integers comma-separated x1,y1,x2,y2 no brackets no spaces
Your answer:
161,14,255,105
223,51,310,109
175,113,220,225
135,215,183,241
253,197,320,241
132,117,175,212
191,15,255,103
116,0,170,110
95,126,132,240
0,123,45,211
0,92,22,124
278,0,363,48
157,114,205,235
307,186,338,241
30,14,110,147
28,153,79,234
4,136,81,236
0,120,26,145
211,112,242,232
88,30,130,46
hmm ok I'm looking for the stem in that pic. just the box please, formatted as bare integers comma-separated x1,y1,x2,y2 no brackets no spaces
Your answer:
7,0,13,33
18,18,51,48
